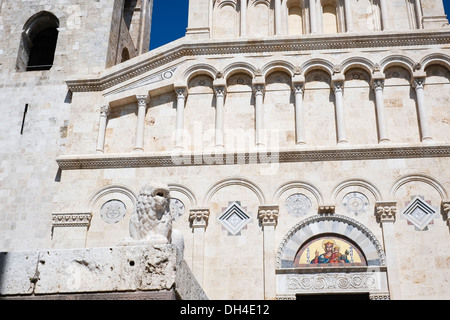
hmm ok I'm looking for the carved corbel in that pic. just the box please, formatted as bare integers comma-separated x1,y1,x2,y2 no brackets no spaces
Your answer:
375,201,397,223
189,208,210,229
52,212,92,228
258,206,279,227
318,205,335,215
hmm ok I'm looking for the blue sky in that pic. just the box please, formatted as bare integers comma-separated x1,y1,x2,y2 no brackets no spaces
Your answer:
150,0,450,50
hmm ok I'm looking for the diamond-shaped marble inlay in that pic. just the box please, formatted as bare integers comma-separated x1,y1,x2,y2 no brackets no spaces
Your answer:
219,202,250,235
402,196,437,231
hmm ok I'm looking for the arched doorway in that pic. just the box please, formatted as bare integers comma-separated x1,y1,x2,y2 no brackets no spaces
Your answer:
276,214,390,300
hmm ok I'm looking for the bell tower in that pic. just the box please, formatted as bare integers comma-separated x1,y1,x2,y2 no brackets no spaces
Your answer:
108,0,153,67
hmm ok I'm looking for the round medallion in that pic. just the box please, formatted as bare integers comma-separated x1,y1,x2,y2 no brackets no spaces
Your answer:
285,194,312,217
100,200,127,224
163,71,173,79
342,192,369,215
170,198,185,221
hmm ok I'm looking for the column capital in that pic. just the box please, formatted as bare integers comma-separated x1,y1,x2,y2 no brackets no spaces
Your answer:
258,206,279,227
175,86,188,98
189,208,210,229
412,76,426,90
332,75,345,92
136,94,149,107
100,105,111,117
375,201,397,223
292,81,305,94
253,83,265,95
371,78,385,90
213,86,227,98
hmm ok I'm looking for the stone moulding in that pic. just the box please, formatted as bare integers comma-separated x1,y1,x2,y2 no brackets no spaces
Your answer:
56,144,450,170
65,30,450,93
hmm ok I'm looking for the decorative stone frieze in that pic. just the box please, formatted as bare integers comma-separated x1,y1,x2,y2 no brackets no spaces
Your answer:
189,208,210,228
375,202,397,223
258,206,279,227
52,212,92,228
57,145,450,170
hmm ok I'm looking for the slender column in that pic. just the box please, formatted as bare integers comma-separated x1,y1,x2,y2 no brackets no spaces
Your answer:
134,95,148,152
96,105,110,154
332,79,348,144
240,0,247,37
253,82,265,147
376,202,401,300
189,208,210,286
379,0,390,30
372,77,390,143
412,77,433,142
274,0,282,35
309,0,318,34
414,0,423,29
214,85,226,150
258,206,279,301
344,0,353,32
175,86,188,149
293,81,306,145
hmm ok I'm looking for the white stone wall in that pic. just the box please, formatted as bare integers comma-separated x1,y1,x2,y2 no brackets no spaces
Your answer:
1,0,450,301
0,0,151,252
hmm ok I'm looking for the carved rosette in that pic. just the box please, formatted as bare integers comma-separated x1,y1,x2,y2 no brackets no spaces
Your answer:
258,206,279,227
375,202,397,223
52,212,92,228
189,208,210,228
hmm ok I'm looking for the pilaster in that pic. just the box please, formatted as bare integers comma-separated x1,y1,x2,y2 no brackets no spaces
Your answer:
51,212,92,249
258,205,279,300
375,201,401,300
189,208,210,286
442,201,450,231
421,0,449,29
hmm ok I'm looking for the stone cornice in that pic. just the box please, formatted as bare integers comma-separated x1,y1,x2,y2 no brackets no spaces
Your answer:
65,30,450,93
56,144,450,170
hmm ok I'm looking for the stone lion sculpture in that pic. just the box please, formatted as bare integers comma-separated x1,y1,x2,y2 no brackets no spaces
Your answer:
129,182,172,244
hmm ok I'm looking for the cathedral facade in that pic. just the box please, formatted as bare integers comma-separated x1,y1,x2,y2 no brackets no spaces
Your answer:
0,0,450,300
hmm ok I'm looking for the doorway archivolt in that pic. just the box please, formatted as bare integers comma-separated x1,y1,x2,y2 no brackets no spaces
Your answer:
276,214,390,300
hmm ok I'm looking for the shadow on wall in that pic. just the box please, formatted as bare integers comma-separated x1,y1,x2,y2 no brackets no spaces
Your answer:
0,252,6,296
